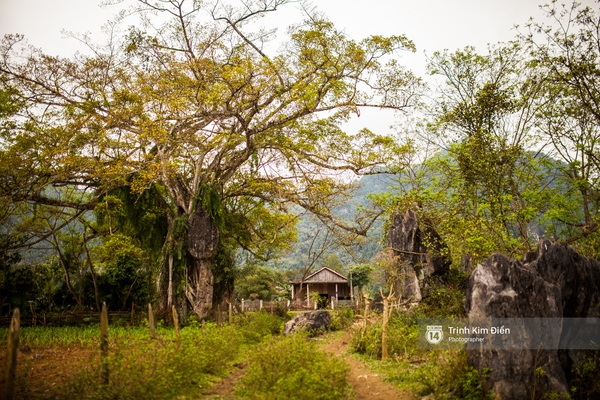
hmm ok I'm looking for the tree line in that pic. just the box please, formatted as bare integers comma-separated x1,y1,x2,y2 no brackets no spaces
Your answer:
1,0,599,318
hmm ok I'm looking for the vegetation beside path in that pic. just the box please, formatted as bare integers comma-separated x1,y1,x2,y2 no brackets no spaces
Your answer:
0,297,505,400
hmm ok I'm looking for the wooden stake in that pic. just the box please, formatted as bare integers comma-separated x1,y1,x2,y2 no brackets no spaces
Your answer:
148,303,155,338
172,305,180,338
100,302,109,384
228,300,233,326
381,295,389,361
4,308,20,400
381,287,394,362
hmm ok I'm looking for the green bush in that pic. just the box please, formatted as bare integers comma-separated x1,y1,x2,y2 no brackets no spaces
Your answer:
235,334,353,400
351,311,492,399
420,276,468,318
237,310,288,344
569,351,600,399
407,350,492,399
351,311,421,360
330,307,355,331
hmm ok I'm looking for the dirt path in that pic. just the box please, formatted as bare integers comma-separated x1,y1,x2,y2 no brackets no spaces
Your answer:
201,362,246,399
201,328,414,399
321,330,414,400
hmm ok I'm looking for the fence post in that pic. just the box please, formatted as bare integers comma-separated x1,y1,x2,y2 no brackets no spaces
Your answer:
382,295,389,361
148,303,155,338
259,300,263,311
172,305,180,338
228,301,233,326
130,302,135,326
4,308,20,400
100,302,109,385
241,299,245,313
331,297,335,310
28,301,36,327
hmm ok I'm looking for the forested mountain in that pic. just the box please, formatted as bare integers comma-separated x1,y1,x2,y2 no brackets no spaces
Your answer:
264,173,396,273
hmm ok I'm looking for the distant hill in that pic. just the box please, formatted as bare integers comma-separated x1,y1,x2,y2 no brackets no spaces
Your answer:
264,173,396,273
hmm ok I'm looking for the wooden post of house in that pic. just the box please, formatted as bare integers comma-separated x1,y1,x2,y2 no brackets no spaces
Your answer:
349,272,353,302
4,308,20,400
291,284,294,301
335,283,338,302
287,300,290,309
100,302,109,385
306,284,310,307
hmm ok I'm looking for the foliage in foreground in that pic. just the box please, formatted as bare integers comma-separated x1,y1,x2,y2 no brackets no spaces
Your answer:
236,334,353,400
64,324,242,400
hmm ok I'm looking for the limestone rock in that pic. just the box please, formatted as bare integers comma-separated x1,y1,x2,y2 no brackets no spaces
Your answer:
388,209,451,302
465,240,600,399
283,310,331,336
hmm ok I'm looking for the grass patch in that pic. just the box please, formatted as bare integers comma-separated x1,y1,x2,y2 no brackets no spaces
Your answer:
235,334,353,400
64,324,243,399
0,325,173,347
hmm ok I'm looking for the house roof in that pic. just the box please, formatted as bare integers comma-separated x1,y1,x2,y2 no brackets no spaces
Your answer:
293,266,347,283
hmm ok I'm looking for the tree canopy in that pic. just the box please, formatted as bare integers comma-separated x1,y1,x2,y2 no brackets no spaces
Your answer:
0,0,420,317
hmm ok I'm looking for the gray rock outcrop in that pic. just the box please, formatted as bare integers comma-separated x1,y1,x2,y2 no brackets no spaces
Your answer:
465,240,600,399
283,310,331,336
388,209,451,302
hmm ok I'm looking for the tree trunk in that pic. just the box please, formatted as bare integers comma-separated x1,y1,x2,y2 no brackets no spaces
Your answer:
84,242,101,312
186,207,219,319
167,254,173,307
185,257,215,318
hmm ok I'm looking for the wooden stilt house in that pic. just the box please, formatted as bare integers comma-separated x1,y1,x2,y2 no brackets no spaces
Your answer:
291,267,351,307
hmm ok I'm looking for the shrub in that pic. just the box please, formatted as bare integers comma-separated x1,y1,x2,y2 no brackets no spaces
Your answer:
351,311,421,360
235,334,353,400
330,307,355,331
237,310,288,344
569,351,600,399
350,311,492,399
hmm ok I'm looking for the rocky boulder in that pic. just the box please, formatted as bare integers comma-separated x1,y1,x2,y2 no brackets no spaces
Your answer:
388,209,451,302
283,310,331,336
465,240,600,399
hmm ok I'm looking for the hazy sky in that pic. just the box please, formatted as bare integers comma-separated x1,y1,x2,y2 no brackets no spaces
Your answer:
1,0,597,133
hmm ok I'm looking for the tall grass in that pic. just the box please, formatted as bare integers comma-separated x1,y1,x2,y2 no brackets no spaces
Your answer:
0,325,176,347
64,323,243,399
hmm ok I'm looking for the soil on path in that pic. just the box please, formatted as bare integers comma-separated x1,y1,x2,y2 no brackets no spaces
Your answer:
201,362,246,399
321,330,414,400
